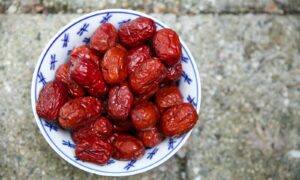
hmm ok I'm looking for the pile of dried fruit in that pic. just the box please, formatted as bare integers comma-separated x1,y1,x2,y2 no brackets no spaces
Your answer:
36,17,198,165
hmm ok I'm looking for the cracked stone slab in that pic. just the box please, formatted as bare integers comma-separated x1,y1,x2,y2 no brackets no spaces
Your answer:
1,0,300,14
0,14,300,179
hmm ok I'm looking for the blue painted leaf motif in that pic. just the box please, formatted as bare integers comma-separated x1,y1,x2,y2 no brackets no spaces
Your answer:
62,140,76,148
168,138,176,150
44,121,58,132
107,159,115,165
100,13,112,24
187,95,197,107
74,156,80,160
147,148,159,160
37,71,47,85
50,54,57,70
82,37,90,44
181,71,192,84
67,47,75,56
118,19,131,26
61,33,69,48
124,160,136,170
77,23,89,36
182,56,188,63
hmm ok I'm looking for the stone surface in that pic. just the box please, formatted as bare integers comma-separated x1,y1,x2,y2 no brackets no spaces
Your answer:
0,0,300,14
0,13,300,179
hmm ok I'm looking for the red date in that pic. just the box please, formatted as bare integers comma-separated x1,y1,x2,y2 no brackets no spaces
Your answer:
70,45,101,68
58,97,101,129
36,80,68,121
102,46,128,84
112,120,134,133
153,28,182,66
55,63,85,98
70,58,108,97
129,57,167,95
155,85,183,110
108,85,134,121
75,136,112,165
134,85,159,105
138,127,162,148
127,45,151,74
164,63,182,83
131,101,159,130
72,117,112,143
112,134,145,160
161,103,198,137
119,17,156,48
90,23,118,53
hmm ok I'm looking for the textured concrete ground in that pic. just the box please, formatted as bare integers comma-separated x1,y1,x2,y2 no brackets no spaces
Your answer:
1,0,300,14
1,0,300,180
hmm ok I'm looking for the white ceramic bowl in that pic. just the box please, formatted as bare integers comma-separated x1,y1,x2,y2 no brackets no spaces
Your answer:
31,9,201,176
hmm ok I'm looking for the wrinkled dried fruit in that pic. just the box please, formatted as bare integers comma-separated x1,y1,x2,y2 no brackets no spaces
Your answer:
72,117,112,143
155,85,183,111
108,85,134,120
59,97,101,129
75,136,112,165
70,45,101,68
90,23,118,53
36,80,68,121
131,101,159,130
107,132,121,144
134,85,159,105
102,46,128,84
119,17,156,48
70,58,108,96
164,63,182,83
153,28,182,66
138,127,162,148
112,134,145,160
55,63,85,97
161,103,198,137
129,57,167,94
127,45,151,74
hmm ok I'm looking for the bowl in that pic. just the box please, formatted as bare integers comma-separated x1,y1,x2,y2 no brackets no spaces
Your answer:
31,9,201,176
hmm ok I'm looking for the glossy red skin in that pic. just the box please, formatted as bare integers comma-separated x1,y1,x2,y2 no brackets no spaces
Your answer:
75,136,112,165
70,45,101,68
102,46,128,84
155,85,183,110
153,28,182,66
55,63,85,98
72,117,113,143
138,127,163,148
36,80,68,121
119,17,156,48
163,63,182,83
108,85,134,121
112,135,145,160
129,57,167,95
161,103,198,137
112,120,134,133
127,45,151,74
131,102,160,130
134,85,159,105
70,58,108,97
107,132,121,144
90,23,118,53
58,97,101,129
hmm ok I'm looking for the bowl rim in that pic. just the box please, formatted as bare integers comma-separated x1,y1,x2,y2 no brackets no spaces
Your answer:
31,8,202,176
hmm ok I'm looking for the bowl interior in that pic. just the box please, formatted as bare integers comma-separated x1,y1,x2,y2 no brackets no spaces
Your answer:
31,9,201,176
